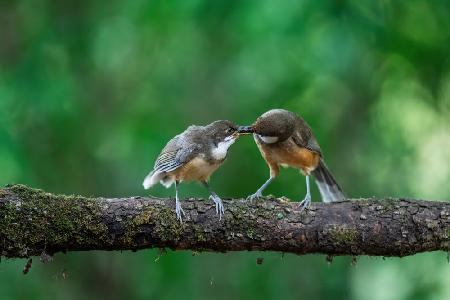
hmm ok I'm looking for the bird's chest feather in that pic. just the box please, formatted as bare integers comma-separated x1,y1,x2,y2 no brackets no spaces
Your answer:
176,156,221,182
255,136,319,172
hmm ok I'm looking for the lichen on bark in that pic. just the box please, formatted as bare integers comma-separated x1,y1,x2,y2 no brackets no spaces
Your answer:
1,184,450,258
1,184,109,257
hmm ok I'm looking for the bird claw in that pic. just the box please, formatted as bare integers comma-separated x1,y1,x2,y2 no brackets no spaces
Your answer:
299,194,312,212
209,195,225,220
247,191,263,202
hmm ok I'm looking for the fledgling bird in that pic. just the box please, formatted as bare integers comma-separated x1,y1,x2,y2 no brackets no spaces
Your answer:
143,120,240,222
238,109,345,208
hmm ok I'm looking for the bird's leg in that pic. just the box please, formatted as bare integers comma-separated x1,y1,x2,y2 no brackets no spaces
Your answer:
299,175,312,211
202,181,225,220
247,177,273,201
175,181,185,222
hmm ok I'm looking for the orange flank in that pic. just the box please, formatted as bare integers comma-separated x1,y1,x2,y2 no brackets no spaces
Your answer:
255,137,320,177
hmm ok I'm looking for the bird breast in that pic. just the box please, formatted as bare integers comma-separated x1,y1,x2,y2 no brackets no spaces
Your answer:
254,135,320,175
211,136,236,160
174,156,221,182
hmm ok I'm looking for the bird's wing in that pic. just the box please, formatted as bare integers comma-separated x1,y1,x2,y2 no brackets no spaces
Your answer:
153,128,203,173
291,118,322,155
153,151,182,173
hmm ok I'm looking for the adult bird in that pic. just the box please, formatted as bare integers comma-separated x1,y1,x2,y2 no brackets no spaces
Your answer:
238,109,345,209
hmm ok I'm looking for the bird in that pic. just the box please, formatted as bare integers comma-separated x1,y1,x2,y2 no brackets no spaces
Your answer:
238,109,345,209
143,120,240,222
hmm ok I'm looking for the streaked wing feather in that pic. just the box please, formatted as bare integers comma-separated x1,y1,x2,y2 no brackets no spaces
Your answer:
152,135,184,173
152,136,202,173
154,150,183,173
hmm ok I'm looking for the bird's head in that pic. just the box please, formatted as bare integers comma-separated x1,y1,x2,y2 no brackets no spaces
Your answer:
238,109,296,143
206,120,239,146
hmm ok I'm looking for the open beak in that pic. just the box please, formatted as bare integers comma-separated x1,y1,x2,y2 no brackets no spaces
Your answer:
237,125,254,135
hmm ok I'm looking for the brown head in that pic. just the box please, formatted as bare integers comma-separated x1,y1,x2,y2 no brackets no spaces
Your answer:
239,109,296,143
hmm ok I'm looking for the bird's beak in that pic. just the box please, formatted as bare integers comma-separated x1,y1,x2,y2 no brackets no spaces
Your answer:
237,125,254,135
230,131,239,139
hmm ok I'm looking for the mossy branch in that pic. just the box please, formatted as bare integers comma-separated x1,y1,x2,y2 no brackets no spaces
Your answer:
1,184,450,259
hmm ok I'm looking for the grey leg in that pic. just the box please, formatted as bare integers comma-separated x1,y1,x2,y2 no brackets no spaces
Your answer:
202,181,225,220
299,175,312,211
247,177,274,201
175,181,185,222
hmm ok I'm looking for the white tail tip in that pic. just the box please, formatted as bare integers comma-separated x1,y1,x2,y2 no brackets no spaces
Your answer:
143,178,152,189
143,172,157,189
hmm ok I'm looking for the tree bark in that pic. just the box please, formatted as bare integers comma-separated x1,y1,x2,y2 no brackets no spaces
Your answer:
1,184,450,259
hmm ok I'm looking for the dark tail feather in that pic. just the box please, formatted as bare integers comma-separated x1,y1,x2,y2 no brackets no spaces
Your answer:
312,159,345,202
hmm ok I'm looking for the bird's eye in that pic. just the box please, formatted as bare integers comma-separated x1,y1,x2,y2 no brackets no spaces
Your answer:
226,127,235,134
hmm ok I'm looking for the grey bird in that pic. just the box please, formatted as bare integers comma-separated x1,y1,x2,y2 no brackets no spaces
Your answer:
143,120,240,221
238,109,345,209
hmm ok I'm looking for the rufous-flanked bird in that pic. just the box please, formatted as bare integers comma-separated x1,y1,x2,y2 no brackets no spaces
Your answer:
143,120,240,221
238,109,345,208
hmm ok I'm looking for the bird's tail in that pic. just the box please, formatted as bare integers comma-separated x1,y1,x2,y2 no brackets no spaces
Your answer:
143,170,175,189
143,171,162,189
312,159,345,202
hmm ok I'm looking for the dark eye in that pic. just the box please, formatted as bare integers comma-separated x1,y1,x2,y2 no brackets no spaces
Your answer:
226,127,235,134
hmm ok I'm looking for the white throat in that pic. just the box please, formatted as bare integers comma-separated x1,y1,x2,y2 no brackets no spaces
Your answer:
258,134,279,144
211,136,236,160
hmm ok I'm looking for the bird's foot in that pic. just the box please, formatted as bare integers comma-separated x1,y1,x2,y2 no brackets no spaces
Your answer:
299,194,312,212
209,195,225,220
175,200,185,222
247,191,263,202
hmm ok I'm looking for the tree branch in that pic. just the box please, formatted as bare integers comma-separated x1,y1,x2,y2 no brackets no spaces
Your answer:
1,184,450,259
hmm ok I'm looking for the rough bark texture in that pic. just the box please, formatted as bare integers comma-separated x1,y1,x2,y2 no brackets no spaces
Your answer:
1,184,450,259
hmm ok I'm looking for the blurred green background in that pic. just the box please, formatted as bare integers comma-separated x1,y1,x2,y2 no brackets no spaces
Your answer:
1,0,450,299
